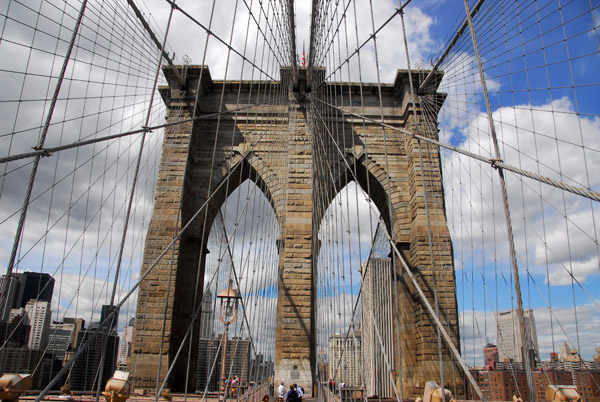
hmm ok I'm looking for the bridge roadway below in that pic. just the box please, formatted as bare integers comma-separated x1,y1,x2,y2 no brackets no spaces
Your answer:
19,395,491,402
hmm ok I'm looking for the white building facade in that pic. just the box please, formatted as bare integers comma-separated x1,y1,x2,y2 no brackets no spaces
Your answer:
361,257,394,398
496,309,539,363
328,332,362,386
24,300,51,350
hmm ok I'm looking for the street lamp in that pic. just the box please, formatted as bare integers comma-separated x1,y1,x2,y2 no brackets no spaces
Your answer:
217,279,242,402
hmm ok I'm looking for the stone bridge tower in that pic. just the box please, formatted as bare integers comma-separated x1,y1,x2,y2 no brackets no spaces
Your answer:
129,65,463,398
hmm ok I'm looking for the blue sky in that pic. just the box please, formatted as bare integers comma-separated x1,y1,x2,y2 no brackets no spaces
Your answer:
0,0,598,369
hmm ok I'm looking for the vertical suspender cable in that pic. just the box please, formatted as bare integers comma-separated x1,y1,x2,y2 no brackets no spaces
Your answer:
149,2,179,397
396,1,448,398
96,0,177,399
462,1,536,402
0,0,89,316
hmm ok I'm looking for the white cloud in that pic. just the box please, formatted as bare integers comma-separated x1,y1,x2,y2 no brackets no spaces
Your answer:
308,0,437,83
137,0,439,83
51,273,137,331
442,96,600,286
2,0,597,385
0,0,162,340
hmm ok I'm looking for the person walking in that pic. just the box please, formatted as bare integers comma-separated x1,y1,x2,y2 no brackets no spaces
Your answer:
295,384,304,401
286,385,299,402
277,382,285,401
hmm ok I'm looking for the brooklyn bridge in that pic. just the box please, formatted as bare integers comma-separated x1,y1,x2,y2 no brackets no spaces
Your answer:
0,1,598,402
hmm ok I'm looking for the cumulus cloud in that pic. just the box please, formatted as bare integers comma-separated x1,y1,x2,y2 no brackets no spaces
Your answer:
2,0,597,383
318,181,381,266
442,94,600,286
51,272,137,331
135,0,439,83
0,0,163,338
303,0,437,83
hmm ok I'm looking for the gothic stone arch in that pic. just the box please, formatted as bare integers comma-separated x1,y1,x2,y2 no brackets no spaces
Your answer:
130,65,463,397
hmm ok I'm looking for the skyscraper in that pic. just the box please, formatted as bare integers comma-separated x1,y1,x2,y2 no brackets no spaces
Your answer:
496,309,539,363
0,311,30,347
118,318,134,368
361,257,394,397
18,272,54,306
328,332,362,386
196,335,251,393
196,337,221,393
63,317,85,347
200,287,214,339
0,272,54,321
24,300,51,350
71,327,119,391
0,276,20,322
558,341,582,362
101,304,118,331
48,322,76,362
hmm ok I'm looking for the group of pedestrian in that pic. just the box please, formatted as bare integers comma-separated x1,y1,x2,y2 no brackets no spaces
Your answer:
276,382,304,402
327,379,345,391
224,376,244,397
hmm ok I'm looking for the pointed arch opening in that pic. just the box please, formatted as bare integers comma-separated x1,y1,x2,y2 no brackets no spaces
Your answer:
196,176,280,393
315,179,397,396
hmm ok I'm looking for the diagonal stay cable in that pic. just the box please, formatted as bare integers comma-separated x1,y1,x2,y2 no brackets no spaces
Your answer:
105,3,180,400
311,1,412,86
309,94,485,400
34,110,284,400
313,98,600,202
0,98,285,164
163,0,276,81
385,231,487,402
0,0,89,318
125,0,186,87
419,0,486,91
36,164,227,400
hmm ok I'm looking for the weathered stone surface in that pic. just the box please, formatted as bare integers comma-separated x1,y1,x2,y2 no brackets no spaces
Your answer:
131,66,462,398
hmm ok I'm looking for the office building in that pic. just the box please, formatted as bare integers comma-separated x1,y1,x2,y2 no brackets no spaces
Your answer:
0,314,35,377
558,341,582,362
249,353,273,384
0,276,20,322
118,318,135,369
0,310,30,347
24,300,51,350
483,343,499,369
0,348,42,377
361,257,394,396
1,272,54,322
200,287,214,338
195,335,251,393
224,337,251,382
196,337,222,393
48,322,76,361
64,317,85,347
496,309,539,363
70,327,119,391
101,304,119,331
328,332,362,386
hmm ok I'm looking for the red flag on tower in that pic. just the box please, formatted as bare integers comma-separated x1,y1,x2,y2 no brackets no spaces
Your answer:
302,41,306,67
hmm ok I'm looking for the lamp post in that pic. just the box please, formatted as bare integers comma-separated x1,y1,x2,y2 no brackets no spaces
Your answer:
217,279,242,402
